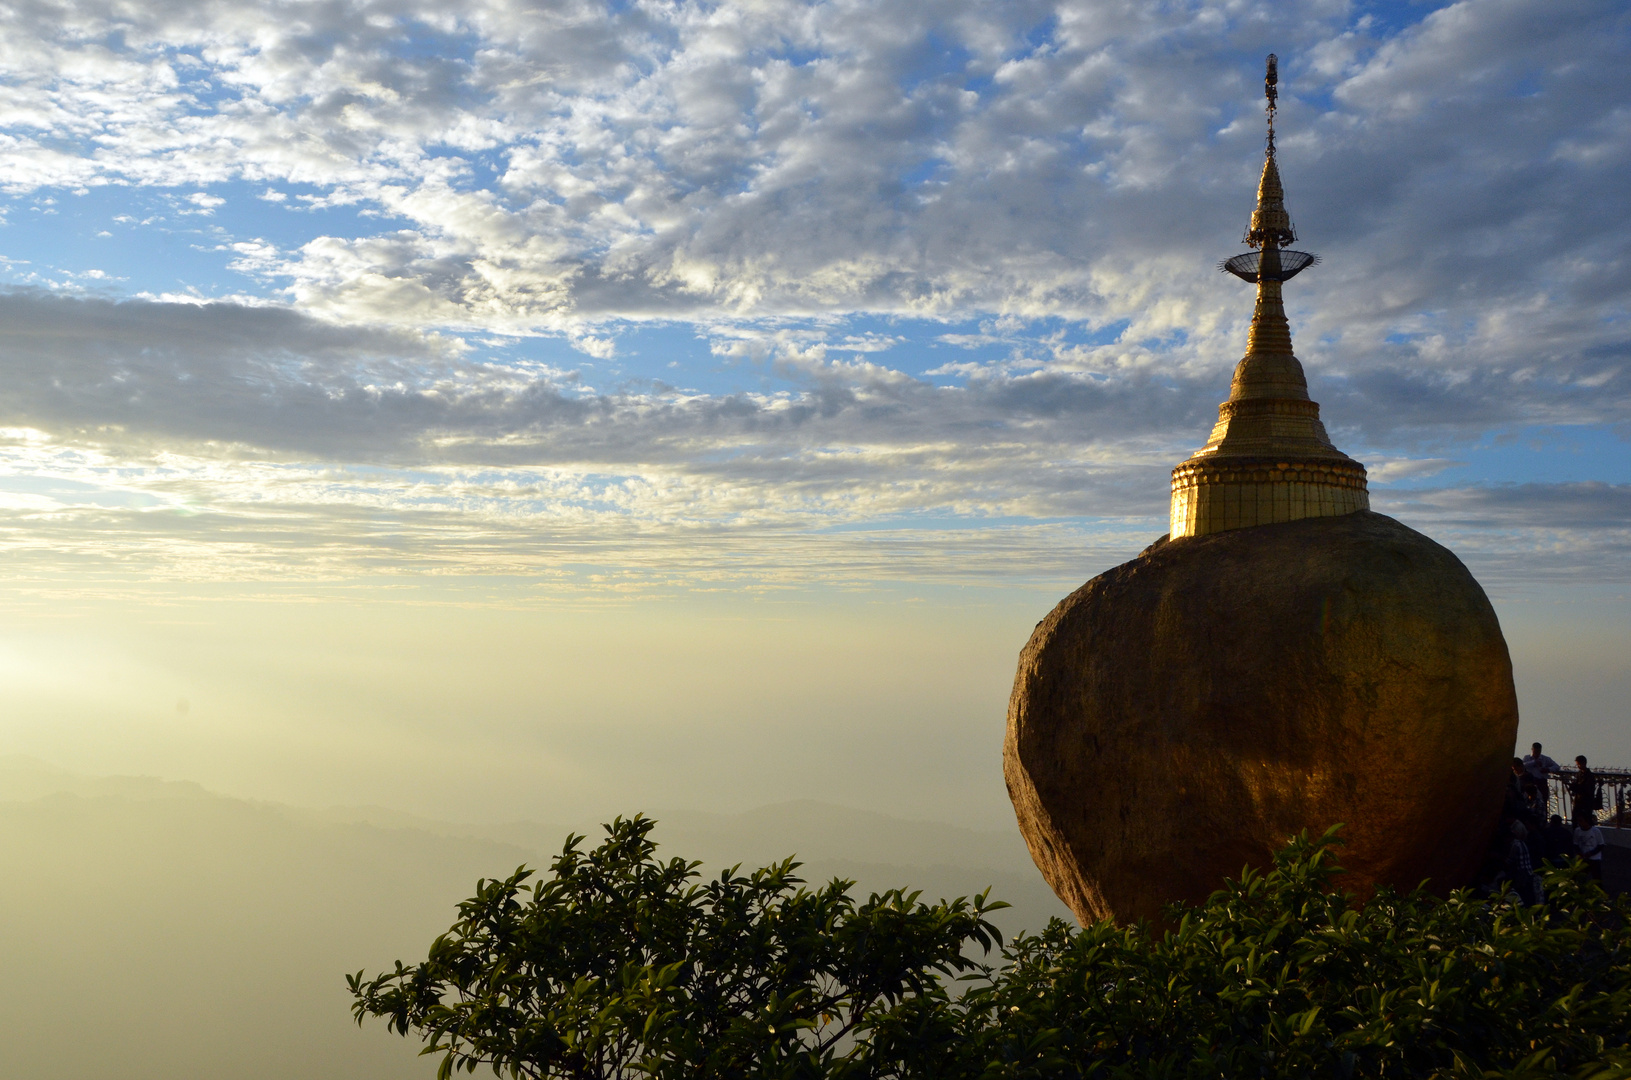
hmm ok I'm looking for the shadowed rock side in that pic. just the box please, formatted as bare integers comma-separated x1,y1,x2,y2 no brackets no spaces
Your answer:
1005,511,1518,926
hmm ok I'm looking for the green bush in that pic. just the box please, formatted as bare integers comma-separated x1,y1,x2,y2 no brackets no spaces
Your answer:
945,829,1631,1080
349,819,1631,1080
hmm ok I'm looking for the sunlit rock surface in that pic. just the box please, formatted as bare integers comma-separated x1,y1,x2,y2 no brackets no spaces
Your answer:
1004,511,1518,925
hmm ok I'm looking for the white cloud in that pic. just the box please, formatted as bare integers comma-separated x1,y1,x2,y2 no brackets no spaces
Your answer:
0,0,1616,344
0,0,1624,589
1365,457,1464,483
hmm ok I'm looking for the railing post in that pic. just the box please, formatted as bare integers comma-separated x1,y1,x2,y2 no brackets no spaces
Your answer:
1532,766,1627,828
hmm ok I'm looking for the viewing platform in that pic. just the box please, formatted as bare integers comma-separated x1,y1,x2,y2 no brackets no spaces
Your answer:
1543,767,1631,895
1545,766,1631,827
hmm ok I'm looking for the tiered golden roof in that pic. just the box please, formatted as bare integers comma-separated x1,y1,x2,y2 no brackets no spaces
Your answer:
1169,56,1368,539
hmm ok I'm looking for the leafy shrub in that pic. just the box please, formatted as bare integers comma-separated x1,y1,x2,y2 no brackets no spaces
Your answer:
946,829,1631,1080
350,819,1631,1080
348,815,1004,1079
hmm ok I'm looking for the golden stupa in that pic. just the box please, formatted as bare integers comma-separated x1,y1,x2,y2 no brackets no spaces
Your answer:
1006,55,1518,927
1169,55,1368,538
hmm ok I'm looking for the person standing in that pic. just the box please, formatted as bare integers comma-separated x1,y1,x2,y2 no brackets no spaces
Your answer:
1505,821,1543,905
1522,779,1548,826
1524,743,1561,782
1543,814,1576,867
1506,758,1533,823
1523,743,1561,814
1574,814,1606,883
1569,755,1600,822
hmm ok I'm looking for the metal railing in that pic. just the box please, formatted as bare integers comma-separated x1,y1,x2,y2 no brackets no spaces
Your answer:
1544,767,1631,827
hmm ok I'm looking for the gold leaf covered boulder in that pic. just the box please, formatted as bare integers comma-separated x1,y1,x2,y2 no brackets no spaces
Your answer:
1004,57,1518,925
1003,510,1518,925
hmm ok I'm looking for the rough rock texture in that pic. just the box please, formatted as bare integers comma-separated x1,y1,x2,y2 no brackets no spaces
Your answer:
1004,511,1518,926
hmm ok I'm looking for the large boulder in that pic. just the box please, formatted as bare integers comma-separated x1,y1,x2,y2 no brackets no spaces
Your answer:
1004,511,1518,925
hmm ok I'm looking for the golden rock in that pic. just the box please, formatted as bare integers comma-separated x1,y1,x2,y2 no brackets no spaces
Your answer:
1004,511,1519,925
1005,60,1518,925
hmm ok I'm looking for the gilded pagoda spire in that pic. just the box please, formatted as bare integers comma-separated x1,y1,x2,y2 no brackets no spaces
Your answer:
1169,54,1368,538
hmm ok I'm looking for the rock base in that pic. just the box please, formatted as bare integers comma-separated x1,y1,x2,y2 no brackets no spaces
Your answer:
1004,511,1518,925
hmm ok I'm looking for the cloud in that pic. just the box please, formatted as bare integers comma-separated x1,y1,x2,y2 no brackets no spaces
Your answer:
0,0,1622,337
0,0,1625,588
0,290,1194,483
1364,457,1463,483
1378,481,1631,534
0,289,1617,587
1372,482,1631,589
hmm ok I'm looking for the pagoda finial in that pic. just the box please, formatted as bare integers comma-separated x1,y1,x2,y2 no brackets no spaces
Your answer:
1170,52,1368,539
1242,54,1297,252
1264,53,1278,159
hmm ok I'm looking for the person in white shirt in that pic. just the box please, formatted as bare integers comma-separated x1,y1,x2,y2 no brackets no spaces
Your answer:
1523,743,1560,785
1573,814,1606,883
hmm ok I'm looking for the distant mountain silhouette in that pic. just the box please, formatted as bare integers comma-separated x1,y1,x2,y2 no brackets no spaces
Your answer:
0,757,1068,1080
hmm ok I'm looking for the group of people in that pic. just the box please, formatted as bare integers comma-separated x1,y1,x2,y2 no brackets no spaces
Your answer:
1497,741,1608,906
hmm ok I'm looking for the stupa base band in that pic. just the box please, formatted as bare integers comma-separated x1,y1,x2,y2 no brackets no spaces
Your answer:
1170,458,1369,538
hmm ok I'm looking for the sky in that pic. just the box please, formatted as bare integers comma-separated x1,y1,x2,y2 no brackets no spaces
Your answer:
0,0,1627,828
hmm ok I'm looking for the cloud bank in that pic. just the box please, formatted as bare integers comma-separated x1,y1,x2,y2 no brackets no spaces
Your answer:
0,0,1626,588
